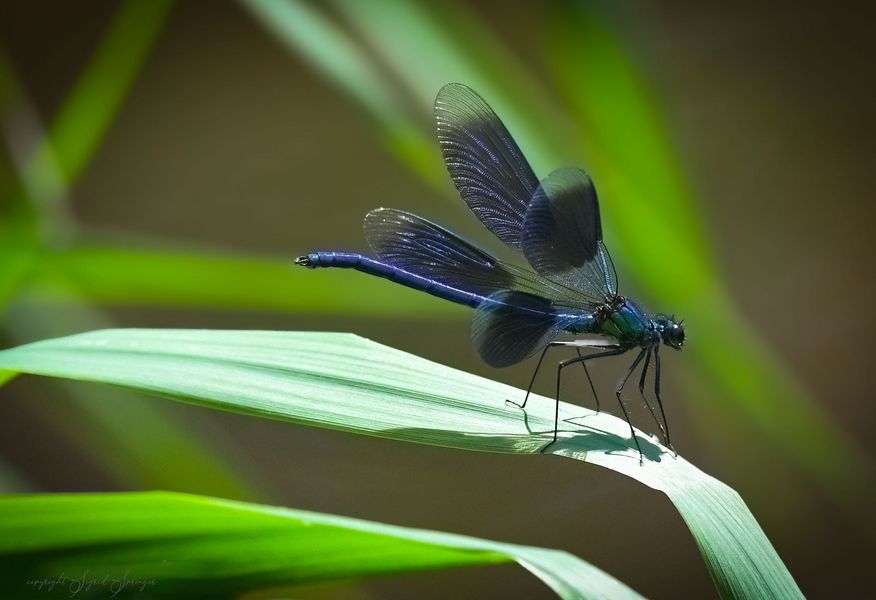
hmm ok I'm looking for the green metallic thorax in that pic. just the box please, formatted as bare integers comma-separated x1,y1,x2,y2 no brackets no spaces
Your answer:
598,297,652,347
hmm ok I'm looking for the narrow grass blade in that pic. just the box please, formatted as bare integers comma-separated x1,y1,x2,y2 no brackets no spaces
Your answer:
239,0,443,189
0,329,802,598
0,211,38,314
0,491,641,599
28,0,173,188
331,0,570,177
547,2,711,298
0,51,74,241
0,55,49,310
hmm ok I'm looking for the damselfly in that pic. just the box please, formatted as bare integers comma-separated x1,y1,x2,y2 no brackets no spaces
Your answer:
297,83,685,462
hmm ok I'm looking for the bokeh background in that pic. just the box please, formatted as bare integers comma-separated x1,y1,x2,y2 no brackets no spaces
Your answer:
1,1,874,598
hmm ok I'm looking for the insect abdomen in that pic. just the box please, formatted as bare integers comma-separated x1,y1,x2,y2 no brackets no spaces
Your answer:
296,251,483,308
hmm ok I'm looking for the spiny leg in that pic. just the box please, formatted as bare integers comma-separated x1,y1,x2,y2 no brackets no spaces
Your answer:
576,348,601,413
654,345,675,454
506,343,552,410
541,347,625,453
616,349,648,465
637,347,669,445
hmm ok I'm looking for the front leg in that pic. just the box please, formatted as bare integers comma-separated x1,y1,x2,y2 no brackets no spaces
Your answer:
654,345,676,455
615,348,648,465
637,347,669,447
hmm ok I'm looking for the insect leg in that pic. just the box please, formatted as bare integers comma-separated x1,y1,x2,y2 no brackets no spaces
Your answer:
576,348,600,413
638,347,669,446
654,345,675,454
540,347,625,453
616,349,648,465
507,343,554,410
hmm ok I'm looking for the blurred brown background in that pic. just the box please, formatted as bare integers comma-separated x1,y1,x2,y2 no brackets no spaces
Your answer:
1,1,874,598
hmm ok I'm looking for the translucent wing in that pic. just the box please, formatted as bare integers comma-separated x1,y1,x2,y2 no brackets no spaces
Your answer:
364,208,597,307
472,291,594,367
522,167,618,301
435,83,538,250
364,208,513,298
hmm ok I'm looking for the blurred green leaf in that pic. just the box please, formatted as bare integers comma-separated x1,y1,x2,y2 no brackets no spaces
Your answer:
331,0,572,177
0,211,39,314
0,329,802,599
548,2,711,299
27,0,173,189
19,239,464,318
0,492,642,600
240,0,443,189
0,50,73,241
0,54,45,310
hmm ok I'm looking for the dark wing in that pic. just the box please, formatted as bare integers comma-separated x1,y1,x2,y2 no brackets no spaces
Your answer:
363,208,595,306
472,291,594,367
364,208,513,298
435,83,538,250
365,208,601,367
522,168,617,301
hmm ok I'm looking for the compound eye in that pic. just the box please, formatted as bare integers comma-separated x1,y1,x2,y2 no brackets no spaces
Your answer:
669,325,685,346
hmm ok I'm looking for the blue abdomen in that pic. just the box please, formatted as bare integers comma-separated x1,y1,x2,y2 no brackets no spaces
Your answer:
298,251,485,309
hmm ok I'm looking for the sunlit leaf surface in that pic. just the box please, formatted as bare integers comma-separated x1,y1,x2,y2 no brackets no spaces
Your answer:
0,329,802,599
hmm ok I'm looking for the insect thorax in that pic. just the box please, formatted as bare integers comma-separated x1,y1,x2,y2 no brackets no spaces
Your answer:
597,296,653,345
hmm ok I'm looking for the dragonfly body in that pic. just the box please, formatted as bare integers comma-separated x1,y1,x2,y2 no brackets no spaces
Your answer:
298,250,601,332
297,83,685,462
299,249,665,349
297,251,485,309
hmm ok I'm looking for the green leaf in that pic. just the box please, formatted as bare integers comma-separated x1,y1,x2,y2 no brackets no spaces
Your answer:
0,329,802,599
239,0,444,189
0,211,39,314
0,492,641,600
0,55,47,311
547,2,711,299
330,0,570,177
20,240,464,318
3,301,258,499
27,0,174,188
